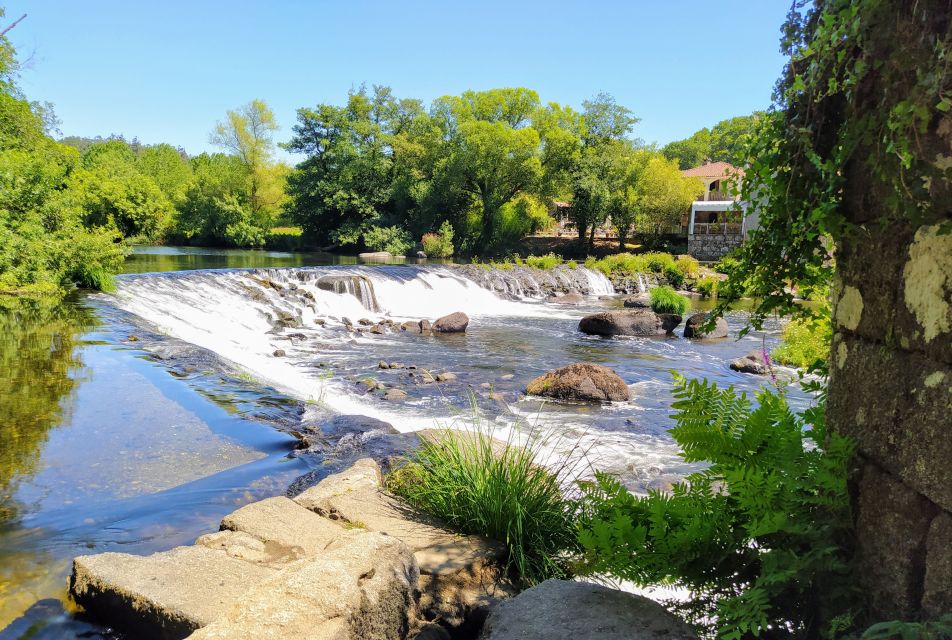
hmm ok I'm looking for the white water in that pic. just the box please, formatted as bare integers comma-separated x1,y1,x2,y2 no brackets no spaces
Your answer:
110,266,615,433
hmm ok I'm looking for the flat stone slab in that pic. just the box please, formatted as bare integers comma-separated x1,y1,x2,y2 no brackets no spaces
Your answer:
220,496,343,558
294,459,457,551
195,530,302,567
415,538,505,577
70,545,276,640
187,531,417,640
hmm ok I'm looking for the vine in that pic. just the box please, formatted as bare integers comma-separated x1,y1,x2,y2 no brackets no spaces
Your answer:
714,0,952,329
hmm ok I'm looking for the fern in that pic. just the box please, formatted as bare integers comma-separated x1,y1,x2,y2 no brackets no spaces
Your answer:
577,375,857,639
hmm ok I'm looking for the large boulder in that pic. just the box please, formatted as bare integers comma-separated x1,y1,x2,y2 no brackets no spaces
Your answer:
730,349,771,375
623,294,650,308
433,311,469,333
187,531,418,640
525,363,630,402
479,579,697,640
683,313,729,339
578,310,680,337
358,251,394,261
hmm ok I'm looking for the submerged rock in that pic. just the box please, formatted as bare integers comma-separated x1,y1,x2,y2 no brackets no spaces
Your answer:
433,312,469,333
578,310,680,337
730,350,771,375
479,579,698,640
525,363,630,402
684,313,728,339
623,295,650,308
272,349,286,357
546,292,585,305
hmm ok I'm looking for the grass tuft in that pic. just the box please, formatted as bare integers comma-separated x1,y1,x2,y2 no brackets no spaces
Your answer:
387,404,582,586
649,286,689,315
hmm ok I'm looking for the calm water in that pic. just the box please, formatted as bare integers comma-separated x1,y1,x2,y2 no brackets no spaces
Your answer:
0,246,808,638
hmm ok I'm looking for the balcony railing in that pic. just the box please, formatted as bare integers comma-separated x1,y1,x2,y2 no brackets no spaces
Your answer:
704,190,735,201
692,222,744,236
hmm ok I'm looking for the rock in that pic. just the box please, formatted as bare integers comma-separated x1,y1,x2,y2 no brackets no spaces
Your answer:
578,310,679,337
730,350,771,375
369,324,386,334
525,363,630,402
272,349,286,357
188,531,418,640
479,579,698,640
220,496,344,559
69,545,277,639
379,360,391,369
389,362,406,369
417,251,428,259
194,530,300,567
546,292,585,305
342,317,353,326
488,392,505,402
358,378,381,392
436,372,457,382
384,389,408,401
419,371,437,384
294,459,458,551
623,295,650,308
433,312,469,333
319,415,399,440
358,251,394,261
401,321,419,332
419,319,432,333
923,511,952,617
314,318,326,326
412,622,451,640
358,318,373,326
499,374,514,380
684,313,728,339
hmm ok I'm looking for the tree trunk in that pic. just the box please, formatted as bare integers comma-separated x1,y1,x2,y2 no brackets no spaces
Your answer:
588,224,596,254
826,1,952,622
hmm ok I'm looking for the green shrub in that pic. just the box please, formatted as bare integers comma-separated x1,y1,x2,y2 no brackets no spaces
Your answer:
663,264,684,288
576,375,856,638
363,225,413,256
387,419,580,586
675,255,700,277
772,312,832,371
421,221,455,258
649,286,689,315
589,252,681,278
566,259,578,269
696,276,719,298
265,226,303,251
525,253,561,270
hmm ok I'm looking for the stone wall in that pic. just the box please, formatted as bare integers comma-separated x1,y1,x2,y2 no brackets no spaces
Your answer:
687,233,744,261
828,221,952,622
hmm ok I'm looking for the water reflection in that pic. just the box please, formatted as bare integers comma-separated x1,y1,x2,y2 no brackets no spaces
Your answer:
0,296,94,522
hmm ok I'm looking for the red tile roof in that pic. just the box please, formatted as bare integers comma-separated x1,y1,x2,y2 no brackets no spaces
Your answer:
681,161,745,179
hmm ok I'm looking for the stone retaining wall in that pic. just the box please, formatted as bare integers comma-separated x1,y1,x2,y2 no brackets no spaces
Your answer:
687,233,744,261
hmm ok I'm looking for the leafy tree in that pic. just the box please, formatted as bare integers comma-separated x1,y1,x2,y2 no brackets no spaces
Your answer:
0,15,124,293
210,99,284,222
662,114,761,169
137,143,192,203
620,154,701,241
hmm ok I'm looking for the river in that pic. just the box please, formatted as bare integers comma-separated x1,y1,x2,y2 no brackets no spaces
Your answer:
0,246,806,638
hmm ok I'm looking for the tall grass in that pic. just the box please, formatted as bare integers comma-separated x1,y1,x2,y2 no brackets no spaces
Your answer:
525,253,562,270
772,314,832,370
649,286,689,315
387,406,582,586
589,252,679,277
696,276,720,298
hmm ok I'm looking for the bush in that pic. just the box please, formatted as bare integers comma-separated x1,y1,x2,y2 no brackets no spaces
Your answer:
525,253,561,270
663,264,684,288
772,312,832,371
387,419,580,586
696,276,719,298
265,226,303,251
649,286,689,315
675,255,700,277
421,221,455,258
363,225,413,256
576,375,856,638
589,252,681,278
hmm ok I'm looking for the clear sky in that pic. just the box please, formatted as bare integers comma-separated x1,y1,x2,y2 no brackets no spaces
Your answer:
5,1,790,159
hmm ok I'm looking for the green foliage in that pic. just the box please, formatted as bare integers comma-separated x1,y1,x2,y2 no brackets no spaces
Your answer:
363,225,412,255
576,375,856,638
264,226,303,251
696,276,720,298
675,255,700,277
421,220,455,257
589,252,680,277
862,616,952,640
711,2,952,329
661,113,763,170
0,25,125,294
663,264,684,288
525,253,561,270
649,286,688,315
772,310,832,371
387,417,580,586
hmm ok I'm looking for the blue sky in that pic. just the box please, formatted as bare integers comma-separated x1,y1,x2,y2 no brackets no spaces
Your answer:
6,1,789,159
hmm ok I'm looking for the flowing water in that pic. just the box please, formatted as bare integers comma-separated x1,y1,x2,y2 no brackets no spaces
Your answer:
0,246,808,637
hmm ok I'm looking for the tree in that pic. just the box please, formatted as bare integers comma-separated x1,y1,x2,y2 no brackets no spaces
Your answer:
662,114,761,169
623,154,701,241
137,143,192,203
210,99,282,220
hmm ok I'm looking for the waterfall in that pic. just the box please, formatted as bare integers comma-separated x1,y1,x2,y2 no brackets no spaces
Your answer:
637,274,647,294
